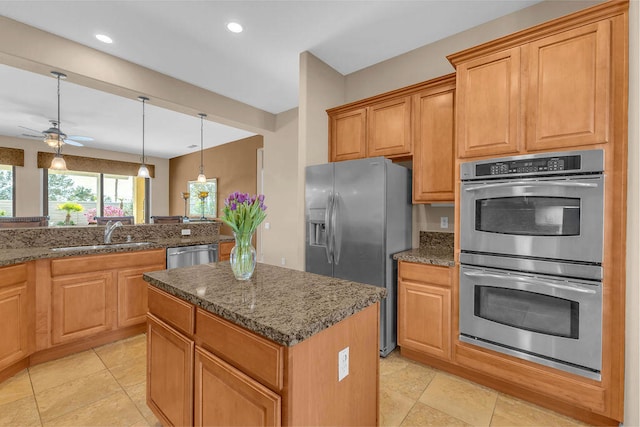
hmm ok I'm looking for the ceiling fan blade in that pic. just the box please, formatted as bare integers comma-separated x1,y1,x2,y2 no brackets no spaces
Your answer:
63,138,84,147
21,133,42,139
67,135,94,142
18,125,44,135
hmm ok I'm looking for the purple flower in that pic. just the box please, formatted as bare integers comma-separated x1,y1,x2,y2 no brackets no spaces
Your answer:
230,202,237,211
258,194,265,203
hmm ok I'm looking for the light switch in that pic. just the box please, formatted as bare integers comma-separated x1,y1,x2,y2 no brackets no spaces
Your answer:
338,347,349,381
440,217,448,229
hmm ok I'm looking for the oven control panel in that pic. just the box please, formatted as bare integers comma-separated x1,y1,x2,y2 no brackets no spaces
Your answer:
476,154,582,177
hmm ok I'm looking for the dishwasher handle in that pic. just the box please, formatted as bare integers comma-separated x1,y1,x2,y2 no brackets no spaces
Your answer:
168,247,217,256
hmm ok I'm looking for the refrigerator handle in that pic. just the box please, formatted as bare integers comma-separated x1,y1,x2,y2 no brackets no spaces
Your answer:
325,192,333,264
333,192,342,265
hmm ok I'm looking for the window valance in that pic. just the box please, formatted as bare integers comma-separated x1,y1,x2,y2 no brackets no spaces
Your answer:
0,147,25,166
37,152,155,178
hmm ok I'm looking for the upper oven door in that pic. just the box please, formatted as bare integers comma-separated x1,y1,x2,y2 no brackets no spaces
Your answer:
460,174,604,264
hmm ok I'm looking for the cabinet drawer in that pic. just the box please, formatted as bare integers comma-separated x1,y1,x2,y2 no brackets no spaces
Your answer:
147,286,195,335
195,308,284,392
399,261,451,287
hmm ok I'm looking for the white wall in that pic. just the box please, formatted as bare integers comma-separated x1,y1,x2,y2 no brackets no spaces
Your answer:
0,135,169,217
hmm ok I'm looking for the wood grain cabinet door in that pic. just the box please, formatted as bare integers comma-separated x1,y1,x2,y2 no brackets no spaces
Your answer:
367,95,412,158
412,85,455,203
329,108,367,162
456,47,521,158
526,21,611,151
218,241,234,262
398,262,451,360
0,264,32,370
117,265,164,328
51,271,115,345
147,314,194,427
194,347,281,427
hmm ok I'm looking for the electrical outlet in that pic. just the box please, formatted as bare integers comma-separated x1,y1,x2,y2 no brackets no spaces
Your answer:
440,217,449,229
264,222,270,230
281,257,286,266
338,347,349,381
181,229,191,236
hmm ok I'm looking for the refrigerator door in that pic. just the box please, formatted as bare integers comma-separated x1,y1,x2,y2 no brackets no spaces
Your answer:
305,163,334,277
333,158,386,286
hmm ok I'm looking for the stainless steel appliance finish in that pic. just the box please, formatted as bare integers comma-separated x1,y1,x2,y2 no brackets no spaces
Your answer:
166,244,218,269
460,149,605,266
459,149,605,380
305,157,412,356
459,265,602,380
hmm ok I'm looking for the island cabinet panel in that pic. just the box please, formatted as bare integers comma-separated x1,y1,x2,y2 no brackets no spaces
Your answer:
412,81,455,203
398,262,451,361
147,314,194,427
329,107,367,162
194,347,281,427
117,264,164,328
147,285,195,335
0,263,34,372
525,21,611,151
367,95,412,158
218,241,233,262
196,308,284,392
456,47,522,159
51,271,115,345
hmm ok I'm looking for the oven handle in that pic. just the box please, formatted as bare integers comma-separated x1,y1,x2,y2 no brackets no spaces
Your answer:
463,181,598,192
462,271,597,294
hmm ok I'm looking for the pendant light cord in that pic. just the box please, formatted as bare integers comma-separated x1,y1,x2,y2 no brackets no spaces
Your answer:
200,114,204,173
141,98,146,164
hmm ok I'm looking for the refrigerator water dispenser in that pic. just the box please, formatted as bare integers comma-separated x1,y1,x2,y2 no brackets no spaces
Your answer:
308,208,327,247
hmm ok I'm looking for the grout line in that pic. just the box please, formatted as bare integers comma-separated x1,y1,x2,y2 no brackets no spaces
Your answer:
26,368,44,427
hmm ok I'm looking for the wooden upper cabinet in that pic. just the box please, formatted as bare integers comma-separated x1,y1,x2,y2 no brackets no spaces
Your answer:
329,108,367,162
413,81,455,203
526,21,611,151
367,96,412,158
456,47,521,158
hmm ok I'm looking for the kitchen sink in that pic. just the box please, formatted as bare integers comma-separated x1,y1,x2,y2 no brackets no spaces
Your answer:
51,242,154,252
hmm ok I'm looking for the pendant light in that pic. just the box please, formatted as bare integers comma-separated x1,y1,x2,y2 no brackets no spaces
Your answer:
137,96,150,178
197,113,207,183
45,71,68,170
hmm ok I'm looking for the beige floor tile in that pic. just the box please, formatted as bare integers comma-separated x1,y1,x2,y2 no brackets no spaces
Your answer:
380,349,416,376
0,395,41,427
380,358,436,401
34,370,121,422
491,394,588,427
380,388,416,427
28,350,106,394
124,382,160,426
94,334,146,369
109,354,147,388
0,369,33,406
43,390,145,427
419,373,497,426
400,401,471,427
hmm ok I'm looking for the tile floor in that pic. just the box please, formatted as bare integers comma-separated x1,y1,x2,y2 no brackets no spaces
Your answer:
0,334,589,427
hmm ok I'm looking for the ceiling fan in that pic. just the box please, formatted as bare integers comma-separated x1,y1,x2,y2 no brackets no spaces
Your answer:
18,123,92,147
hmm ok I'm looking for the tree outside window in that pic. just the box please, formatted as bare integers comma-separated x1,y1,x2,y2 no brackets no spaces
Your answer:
0,165,12,216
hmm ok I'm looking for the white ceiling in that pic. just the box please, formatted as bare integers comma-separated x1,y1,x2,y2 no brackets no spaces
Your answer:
0,0,541,159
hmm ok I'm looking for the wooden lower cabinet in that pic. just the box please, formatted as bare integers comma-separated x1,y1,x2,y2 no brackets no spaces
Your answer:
118,264,164,328
147,314,194,427
194,347,281,427
0,263,34,371
218,241,233,262
398,261,452,360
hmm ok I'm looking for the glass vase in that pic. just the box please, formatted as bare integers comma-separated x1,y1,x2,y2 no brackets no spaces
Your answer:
230,231,257,280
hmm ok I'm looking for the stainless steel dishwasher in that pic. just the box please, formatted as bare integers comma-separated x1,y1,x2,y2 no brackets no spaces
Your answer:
166,244,218,269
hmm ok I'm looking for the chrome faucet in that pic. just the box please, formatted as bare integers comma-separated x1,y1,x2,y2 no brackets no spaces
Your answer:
104,220,123,244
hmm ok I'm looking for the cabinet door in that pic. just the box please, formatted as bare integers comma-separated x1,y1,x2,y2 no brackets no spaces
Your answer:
0,264,33,370
194,347,281,427
51,271,115,345
457,47,521,158
526,21,611,151
329,108,367,162
147,314,194,427
398,263,451,360
218,241,234,262
367,96,412,158
413,86,455,202
117,264,164,328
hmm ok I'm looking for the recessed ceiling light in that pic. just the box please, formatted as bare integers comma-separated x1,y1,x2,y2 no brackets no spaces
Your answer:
226,22,243,33
95,34,113,44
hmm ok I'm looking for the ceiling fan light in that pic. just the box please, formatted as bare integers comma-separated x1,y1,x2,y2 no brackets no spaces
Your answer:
50,153,67,170
137,164,150,178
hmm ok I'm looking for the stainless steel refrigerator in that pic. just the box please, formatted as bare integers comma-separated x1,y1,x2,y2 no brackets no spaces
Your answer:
305,157,412,356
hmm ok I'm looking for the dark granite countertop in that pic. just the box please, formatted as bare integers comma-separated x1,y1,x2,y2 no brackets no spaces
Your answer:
143,262,387,347
393,231,455,267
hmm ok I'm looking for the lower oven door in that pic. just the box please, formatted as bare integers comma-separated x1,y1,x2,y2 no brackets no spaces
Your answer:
459,265,602,379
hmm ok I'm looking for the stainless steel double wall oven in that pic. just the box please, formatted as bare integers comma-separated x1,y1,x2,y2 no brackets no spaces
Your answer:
459,149,604,380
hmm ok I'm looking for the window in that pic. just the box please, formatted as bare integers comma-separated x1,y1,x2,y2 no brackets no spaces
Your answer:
45,170,148,225
0,164,14,217
187,178,217,219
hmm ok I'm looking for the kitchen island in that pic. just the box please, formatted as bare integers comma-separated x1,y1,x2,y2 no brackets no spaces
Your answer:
143,262,386,426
